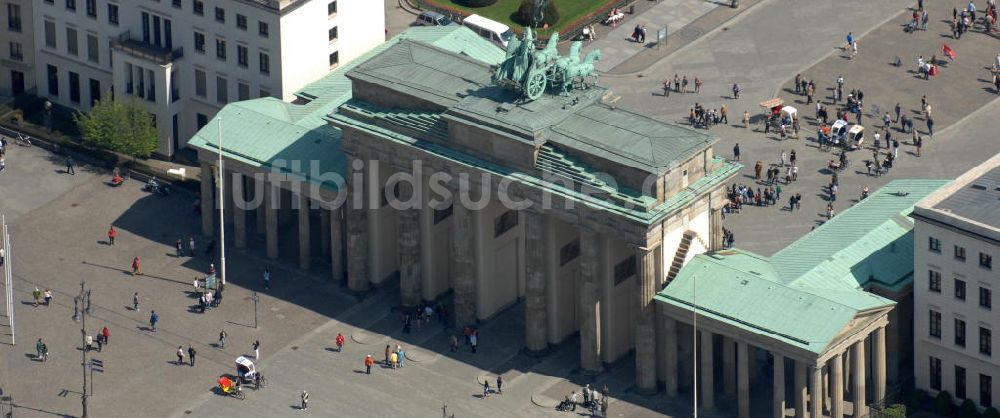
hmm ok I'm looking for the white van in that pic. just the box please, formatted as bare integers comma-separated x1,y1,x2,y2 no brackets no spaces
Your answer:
462,14,514,49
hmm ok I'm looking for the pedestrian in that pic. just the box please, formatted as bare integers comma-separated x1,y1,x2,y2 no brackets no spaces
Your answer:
497,375,504,395
470,330,479,353
133,292,139,311
175,239,183,257
188,345,197,367
300,390,309,411
482,380,491,398
253,340,260,360
845,32,853,51
390,350,399,369
150,310,159,332
754,161,762,180
742,111,750,128
95,333,103,352
780,150,786,167
915,134,923,157
365,354,374,374
883,112,891,130
102,326,110,344
681,76,688,93
131,256,141,275
732,82,741,99
720,105,728,124
66,156,75,175
384,344,391,365
733,143,740,161
694,77,702,94
794,74,802,93
662,80,670,98
188,237,195,256
673,74,681,92
397,346,406,368
219,330,227,348
926,117,934,137
570,392,579,411
789,150,797,167
450,334,459,352
44,289,52,306
32,287,40,306
176,346,185,365
874,131,880,149
263,267,271,289
336,332,345,351
107,226,117,245
36,338,45,360
894,102,901,123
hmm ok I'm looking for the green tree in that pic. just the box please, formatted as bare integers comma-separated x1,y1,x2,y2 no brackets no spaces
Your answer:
882,404,906,418
959,399,978,418
934,391,954,416
516,0,559,27
985,407,1000,418
75,95,158,160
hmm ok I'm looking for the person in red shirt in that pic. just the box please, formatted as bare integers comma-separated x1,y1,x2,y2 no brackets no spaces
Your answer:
102,327,110,345
108,226,117,245
335,333,345,352
132,256,141,275
364,355,374,374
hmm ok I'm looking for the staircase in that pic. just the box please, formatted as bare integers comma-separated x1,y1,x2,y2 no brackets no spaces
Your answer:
665,232,695,286
535,144,647,208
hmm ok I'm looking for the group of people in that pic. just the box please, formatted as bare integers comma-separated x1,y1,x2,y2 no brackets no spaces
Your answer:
31,287,52,307
557,384,610,416
383,344,407,369
689,103,725,129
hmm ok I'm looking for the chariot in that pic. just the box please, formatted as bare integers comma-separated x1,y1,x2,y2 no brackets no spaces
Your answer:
493,28,601,102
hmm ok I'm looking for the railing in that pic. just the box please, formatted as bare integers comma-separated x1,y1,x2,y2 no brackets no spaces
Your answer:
111,30,184,65
415,0,633,42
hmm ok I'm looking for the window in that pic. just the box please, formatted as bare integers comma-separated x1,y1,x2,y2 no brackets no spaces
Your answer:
47,64,58,96
172,0,182,8
89,79,100,105
194,69,206,97
258,21,269,37
956,319,966,347
86,34,99,63
66,0,76,11
956,279,967,300
433,204,452,224
494,210,518,238
236,14,247,30
44,21,56,48
983,374,993,408
214,7,224,23
259,88,270,98
614,255,637,285
982,287,993,310
329,26,338,42
238,82,249,101
982,252,993,269
194,32,205,53
930,356,942,390
237,45,248,67
44,0,53,4
107,4,118,25
955,245,967,261
216,76,227,104
957,366,967,399
982,327,992,356
141,11,150,43
68,71,80,103
8,42,23,61
85,0,96,17
170,71,178,102
929,270,942,292
7,3,21,32
196,113,208,129
929,310,941,338
193,0,203,16
929,236,941,253
66,27,78,56
327,1,337,16
329,51,339,67
560,238,581,266
259,52,270,74
216,39,226,60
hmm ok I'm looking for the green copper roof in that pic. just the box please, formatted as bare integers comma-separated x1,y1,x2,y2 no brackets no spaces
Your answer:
657,179,950,355
187,26,504,186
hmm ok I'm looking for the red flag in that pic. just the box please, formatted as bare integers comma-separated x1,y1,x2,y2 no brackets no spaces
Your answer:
943,43,956,60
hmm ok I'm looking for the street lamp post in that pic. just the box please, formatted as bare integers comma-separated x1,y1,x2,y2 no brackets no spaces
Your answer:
78,281,88,418
251,292,259,329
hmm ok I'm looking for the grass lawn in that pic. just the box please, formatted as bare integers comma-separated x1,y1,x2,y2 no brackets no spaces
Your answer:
428,0,614,37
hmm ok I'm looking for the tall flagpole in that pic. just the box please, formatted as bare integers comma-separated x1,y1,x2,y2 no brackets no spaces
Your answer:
693,274,698,418
217,117,226,286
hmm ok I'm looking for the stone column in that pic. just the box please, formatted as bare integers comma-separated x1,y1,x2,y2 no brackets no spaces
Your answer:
255,177,266,236
231,172,247,248
873,327,886,404
578,229,602,373
831,354,844,418
398,207,421,307
852,340,866,418
664,316,679,397
709,208,724,251
264,184,279,260
635,246,658,394
811,365,823,418
200,162,215,237
345,182,369,292
795,361,807,418
724,336,736,395
330,206,345,282
451,201,476,326
774,353,786,418
297,193,311,271
524,211,548,353
737,340,750,418
700,331,715,409
320,209,331,257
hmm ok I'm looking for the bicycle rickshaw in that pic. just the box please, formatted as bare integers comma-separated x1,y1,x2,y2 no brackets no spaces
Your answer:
218,376,245,400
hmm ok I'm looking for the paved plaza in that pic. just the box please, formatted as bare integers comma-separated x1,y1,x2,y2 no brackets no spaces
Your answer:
3,0,1000,417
